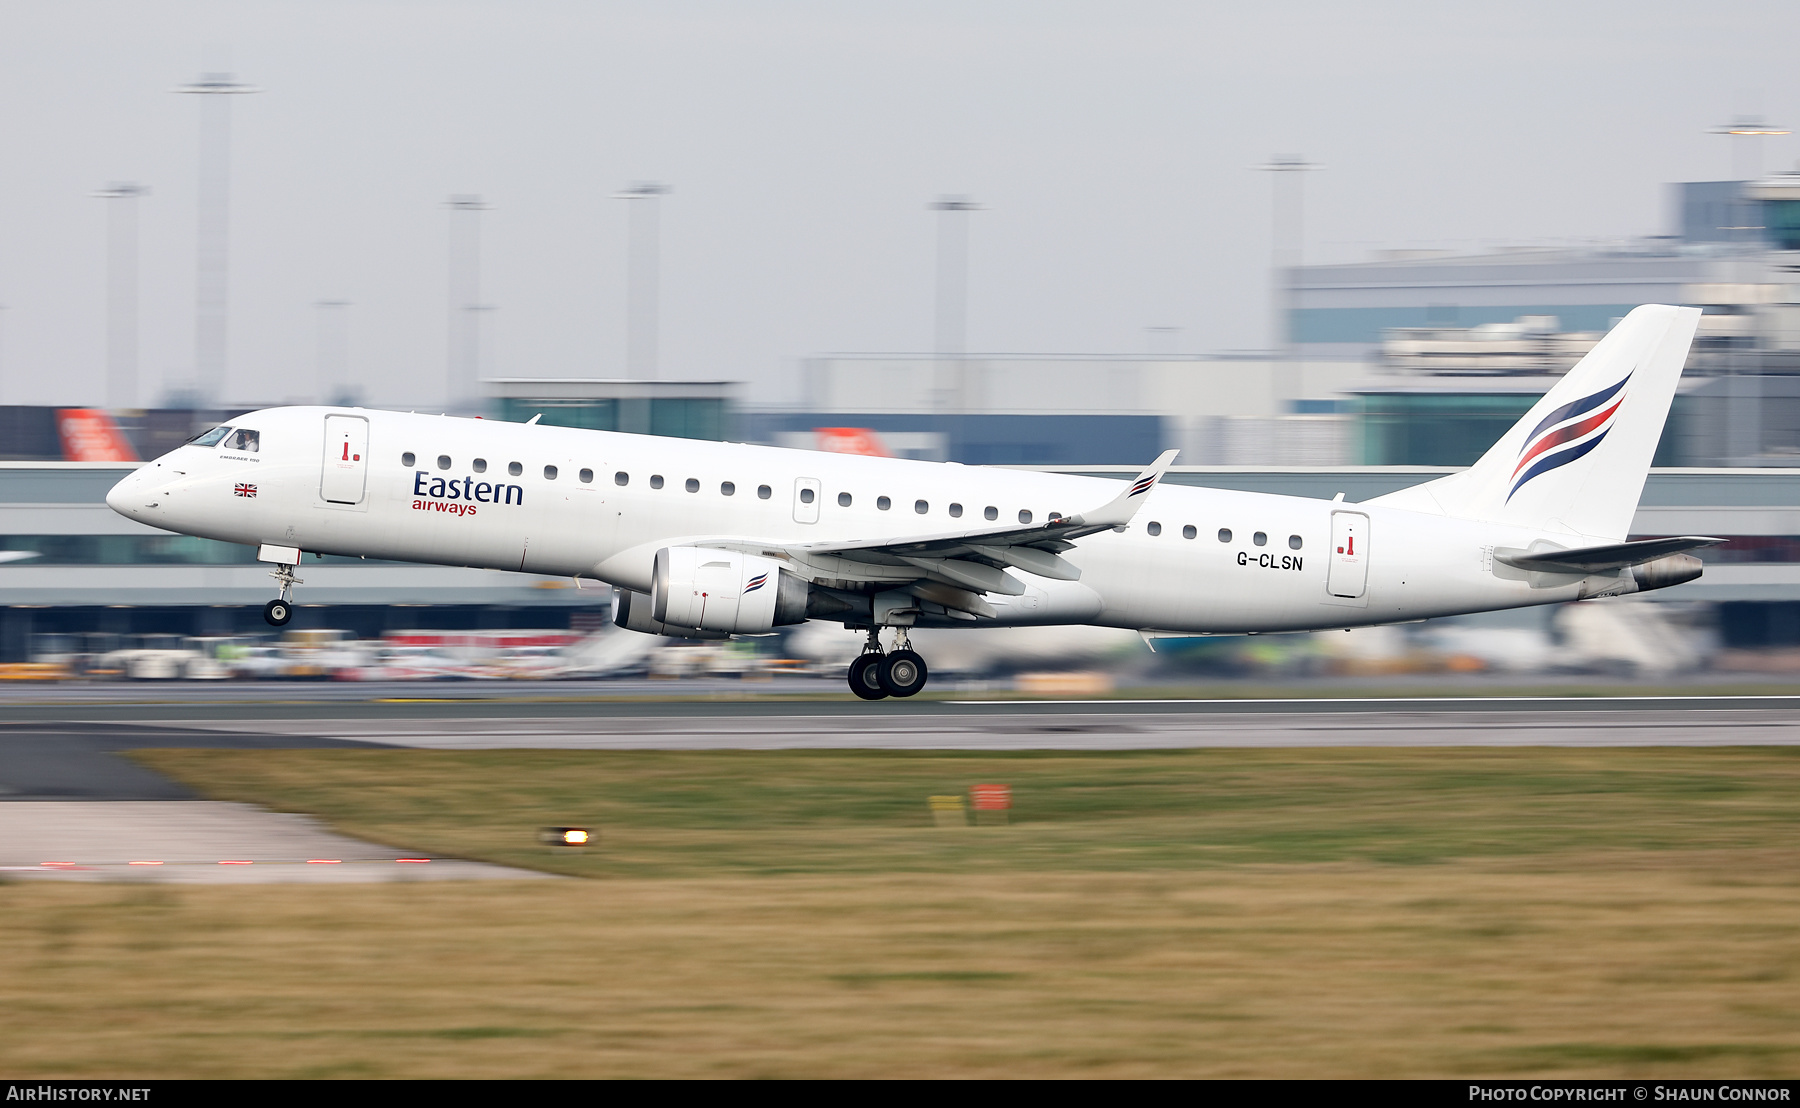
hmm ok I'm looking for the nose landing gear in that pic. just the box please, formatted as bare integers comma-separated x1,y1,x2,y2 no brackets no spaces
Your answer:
845,626,930,700
263,562,302,627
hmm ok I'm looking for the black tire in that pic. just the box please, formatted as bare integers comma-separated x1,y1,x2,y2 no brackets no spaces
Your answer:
263,599,293,627
848,653,888,700
878,649,928,698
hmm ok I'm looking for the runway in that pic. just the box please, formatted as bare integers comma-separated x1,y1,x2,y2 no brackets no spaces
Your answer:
9,697,1800,882
154,702,1800,749
0,722,544,884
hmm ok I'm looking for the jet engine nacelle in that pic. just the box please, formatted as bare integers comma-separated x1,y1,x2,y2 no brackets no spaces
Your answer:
613,588,730,639
651,546,809,634
1631,553,1704,593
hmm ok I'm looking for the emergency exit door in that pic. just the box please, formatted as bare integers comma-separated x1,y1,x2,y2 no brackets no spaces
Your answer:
321,415,369,505
1327,511,1369,598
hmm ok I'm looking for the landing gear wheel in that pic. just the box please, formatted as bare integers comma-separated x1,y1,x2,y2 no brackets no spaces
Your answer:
878,649,928,698
848,653,888,700
263,599,293,627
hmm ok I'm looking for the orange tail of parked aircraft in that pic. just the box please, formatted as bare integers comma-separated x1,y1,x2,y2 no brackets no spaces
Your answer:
56,409,139,462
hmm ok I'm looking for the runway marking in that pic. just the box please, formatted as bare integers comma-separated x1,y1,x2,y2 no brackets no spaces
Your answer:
950,695,1800,706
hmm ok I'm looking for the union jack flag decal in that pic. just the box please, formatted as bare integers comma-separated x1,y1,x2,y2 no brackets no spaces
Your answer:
744,571,769,594
1508,373,1631,502
234,483,257,498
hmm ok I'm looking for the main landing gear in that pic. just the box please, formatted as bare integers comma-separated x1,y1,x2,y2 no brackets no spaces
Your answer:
847,626,929,701
263,562,302,627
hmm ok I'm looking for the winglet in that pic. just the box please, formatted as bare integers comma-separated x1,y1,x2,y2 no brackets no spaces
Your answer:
1073,449,1180,529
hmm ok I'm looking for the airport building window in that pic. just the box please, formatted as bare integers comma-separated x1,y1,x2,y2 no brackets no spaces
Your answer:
984,506,998,521
544,465,559,480
187,425,232,447
721,481,735,496
757,484,771,499
508,461,523,477
838,492,852,507
579,468,593,484
1182,525,1197,539
800,488,815,504
915,499,929,514
472,458,487,474
650,474,664,489
1147,521,1162,537
877,496,891,510
1018,509,1032,524
685,478,700,493
1218,528,1232,543
949,503,963,518
1253,532,1267,546
1289,535,1303,550
615,472,629,486
401,452,415,467
437,455,452,471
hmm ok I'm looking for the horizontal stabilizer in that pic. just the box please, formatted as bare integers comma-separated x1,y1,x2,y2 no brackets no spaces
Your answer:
1495,536,1724,574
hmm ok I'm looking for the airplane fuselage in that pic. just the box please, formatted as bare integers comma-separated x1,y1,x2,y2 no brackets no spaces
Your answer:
106,406,1634,635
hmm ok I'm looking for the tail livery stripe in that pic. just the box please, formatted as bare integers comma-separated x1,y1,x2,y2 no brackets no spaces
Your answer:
744,572,769,594
1128,476,1157,497
1508,431,1612,502
1511,395,1624,479
1506,373,1631,502
1521,372,1631,446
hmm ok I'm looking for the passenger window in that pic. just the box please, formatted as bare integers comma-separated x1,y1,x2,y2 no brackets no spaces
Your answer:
579,468,593,484
984,506,998,521
949,503,963,518
757,484,771,499
615,472,629,486
685,478,700,493
472,458,487,474
1182,525,1197,539
1253,532,1267,546
838,492,852,507
800,488,815,504
1289,535,1303,550
187,425,232,447
1218,528,1232,543
225,428,260,452
1147,521,1162,537
877,496,891,511
915,499,929,514
438,455,452,471
650,475,664,489
721,481,735,496
508,462,523,477
545,465,559,480
401,452,416,467
1018,510,1032,524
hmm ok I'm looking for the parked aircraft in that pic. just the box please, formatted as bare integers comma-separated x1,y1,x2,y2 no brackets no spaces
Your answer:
106,304,1718,699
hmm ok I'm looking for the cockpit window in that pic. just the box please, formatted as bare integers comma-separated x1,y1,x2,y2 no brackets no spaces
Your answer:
223,428,260,453
187,426,232,448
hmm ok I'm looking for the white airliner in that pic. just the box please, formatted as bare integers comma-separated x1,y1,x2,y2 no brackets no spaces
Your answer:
107,304,1720,700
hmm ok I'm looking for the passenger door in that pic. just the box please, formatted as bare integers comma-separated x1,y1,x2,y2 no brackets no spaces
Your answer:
792,476,821,524
1327,511,1369,598
321,414,369,505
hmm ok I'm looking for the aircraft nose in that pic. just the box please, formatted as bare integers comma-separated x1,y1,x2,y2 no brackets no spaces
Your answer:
105,467,147,517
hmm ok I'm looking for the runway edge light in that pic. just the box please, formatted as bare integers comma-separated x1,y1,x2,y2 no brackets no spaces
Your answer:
540,826,593,847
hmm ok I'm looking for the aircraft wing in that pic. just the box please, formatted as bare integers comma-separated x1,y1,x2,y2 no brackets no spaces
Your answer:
738,450,1179,604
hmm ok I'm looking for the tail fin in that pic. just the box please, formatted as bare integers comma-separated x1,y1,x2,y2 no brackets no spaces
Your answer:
1370,304,1700,540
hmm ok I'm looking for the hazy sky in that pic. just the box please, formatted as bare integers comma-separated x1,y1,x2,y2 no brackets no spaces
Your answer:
1,0,1797,409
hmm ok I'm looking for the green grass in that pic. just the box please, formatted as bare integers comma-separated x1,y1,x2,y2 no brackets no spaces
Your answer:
134,746,1800,878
